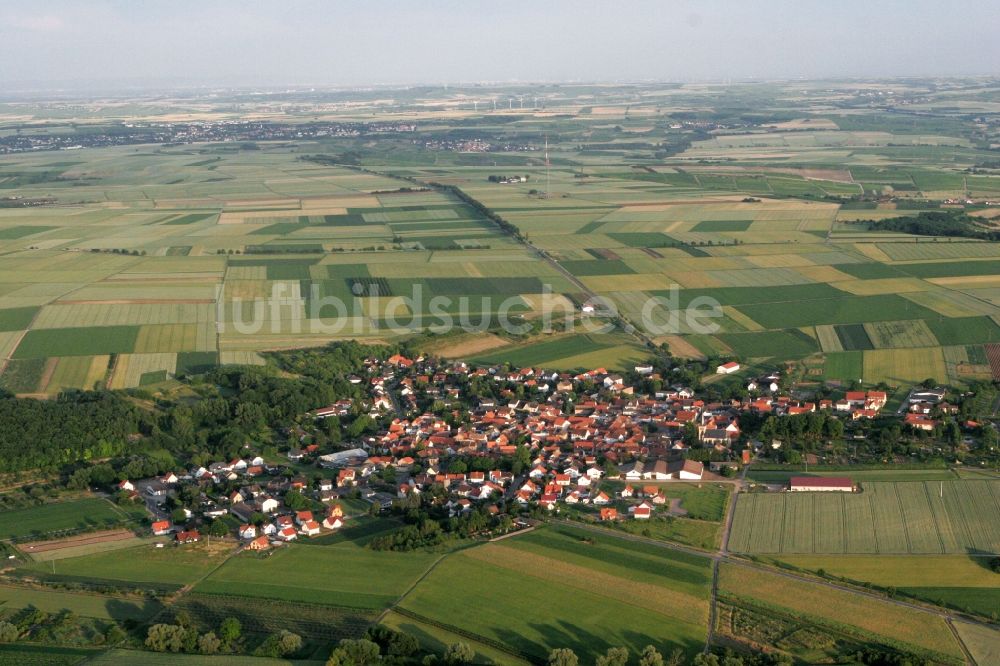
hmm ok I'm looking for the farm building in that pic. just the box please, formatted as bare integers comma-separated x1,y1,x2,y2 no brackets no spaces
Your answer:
318,448,369,469
788,477,854,492
716,361,740,375
673,459,704,480
151,520,172,536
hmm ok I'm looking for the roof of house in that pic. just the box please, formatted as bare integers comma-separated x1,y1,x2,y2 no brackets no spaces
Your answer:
789,476,852,488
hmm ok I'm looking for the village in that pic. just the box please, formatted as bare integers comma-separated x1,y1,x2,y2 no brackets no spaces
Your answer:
111,351,968,550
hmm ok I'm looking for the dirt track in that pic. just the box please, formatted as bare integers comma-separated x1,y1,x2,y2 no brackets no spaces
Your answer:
19,528,135,553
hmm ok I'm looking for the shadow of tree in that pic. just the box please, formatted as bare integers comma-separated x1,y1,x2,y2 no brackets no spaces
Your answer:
105,597,163,623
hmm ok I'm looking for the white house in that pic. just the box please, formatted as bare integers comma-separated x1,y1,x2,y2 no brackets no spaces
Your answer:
716,361,740,375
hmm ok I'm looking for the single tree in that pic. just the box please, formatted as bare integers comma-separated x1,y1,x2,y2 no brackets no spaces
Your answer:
548,648,579,666
198,632,222,654
219,617,241,643
444,642,475,665
639,645,664,666
596,647,629,666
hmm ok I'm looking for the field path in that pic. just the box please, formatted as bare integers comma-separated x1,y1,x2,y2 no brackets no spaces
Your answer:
378,550,452,624
947,618,980,666
143,540,242,629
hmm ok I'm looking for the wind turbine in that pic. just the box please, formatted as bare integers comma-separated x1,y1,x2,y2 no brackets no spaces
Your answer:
544,135,551,199
473,100,478,112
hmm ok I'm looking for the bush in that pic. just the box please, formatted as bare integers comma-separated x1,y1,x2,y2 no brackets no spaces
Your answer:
255,630,302,658
327,638,380,665
0,621,19,643
145,624,186,652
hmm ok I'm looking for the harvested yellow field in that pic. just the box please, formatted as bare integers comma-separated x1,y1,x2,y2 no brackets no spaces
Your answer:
223,280,271,300
44,355,108,393
109,353,177,389
362,296,411,319
851,243,895,263
134,323,216,353
793,265,855,283
864,319,938,349
426,333,510,358
723,306,764,331
902,290,1000,317
519,293,576,314
831,277,927,295
657,335,705,359
580,273,668,292
664,270,723,288
815,325,843,352
863,348,948,384
773,555,1000,588
718,564,961,658
218,351,266,366
0,331,22,360
745,254,815,269
928,275,1000,288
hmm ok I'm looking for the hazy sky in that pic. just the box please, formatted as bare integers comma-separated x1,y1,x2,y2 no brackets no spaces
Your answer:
2,0,998,89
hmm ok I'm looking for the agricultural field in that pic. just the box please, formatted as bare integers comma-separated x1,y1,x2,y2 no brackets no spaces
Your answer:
764,554,1000,617
717,563,964,662
22,540,231,589
0,498,132,541
3,86,1000,392
0,87,1000,395
0,645,101,666
86,651,323,665
729,480,1000,554
398,525,711,662
0,584,162,622
193,541,439,610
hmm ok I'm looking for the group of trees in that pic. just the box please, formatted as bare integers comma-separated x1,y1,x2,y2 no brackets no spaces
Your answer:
867,211,995,240
0,390,142,473
146,615,256,656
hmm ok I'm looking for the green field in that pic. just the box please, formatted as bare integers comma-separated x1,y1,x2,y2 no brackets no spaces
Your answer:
194,542,438,610
13,326,140,358
0,498,128,540
766,554,1000,617
0,645,100,666
86,650,321,665
729,480,1000,554
0,583,162,621
24,540,230,587
398,526,710,662
718,564,963,661
2,82,1000,392
736,295,939,329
